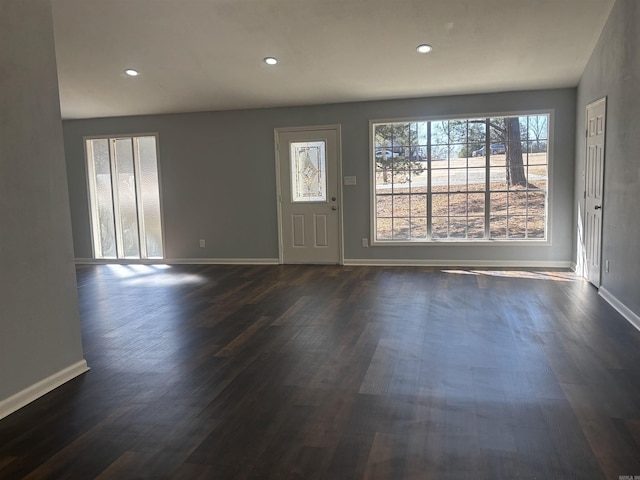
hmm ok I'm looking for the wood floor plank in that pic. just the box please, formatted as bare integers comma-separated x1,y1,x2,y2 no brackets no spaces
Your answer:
2,264,639,479
94,451,142,480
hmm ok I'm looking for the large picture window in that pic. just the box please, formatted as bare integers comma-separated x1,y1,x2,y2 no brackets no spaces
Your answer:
372,113,549,243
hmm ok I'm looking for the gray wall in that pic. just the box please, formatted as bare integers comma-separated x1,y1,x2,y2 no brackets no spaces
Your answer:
575,0,640,316
64,89,576,265
0,0,85,402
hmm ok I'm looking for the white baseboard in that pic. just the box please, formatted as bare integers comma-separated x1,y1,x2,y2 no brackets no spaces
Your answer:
75,258,279,265
75,257,573,269
599,287,640,332
165,258,279,265
0,360,90,421
343,259,573,268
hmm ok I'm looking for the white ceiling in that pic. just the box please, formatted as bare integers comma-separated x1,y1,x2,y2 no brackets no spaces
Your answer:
51,0,615,119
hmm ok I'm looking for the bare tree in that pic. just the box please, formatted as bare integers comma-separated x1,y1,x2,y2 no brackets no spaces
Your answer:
488,117,527,187
528,115,548,153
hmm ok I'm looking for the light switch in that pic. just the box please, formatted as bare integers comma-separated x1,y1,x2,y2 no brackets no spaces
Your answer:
344,176,357,186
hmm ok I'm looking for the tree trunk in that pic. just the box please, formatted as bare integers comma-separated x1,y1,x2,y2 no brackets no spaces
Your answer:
505,117,527,187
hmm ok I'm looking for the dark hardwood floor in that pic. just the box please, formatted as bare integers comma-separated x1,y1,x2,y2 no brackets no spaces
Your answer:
2,264,640,479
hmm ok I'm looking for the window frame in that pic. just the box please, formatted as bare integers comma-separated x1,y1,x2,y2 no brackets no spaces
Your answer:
369,110,554,246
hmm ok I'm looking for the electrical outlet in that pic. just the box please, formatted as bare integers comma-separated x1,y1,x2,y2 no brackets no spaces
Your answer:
199,239,206,248
362,238,369,248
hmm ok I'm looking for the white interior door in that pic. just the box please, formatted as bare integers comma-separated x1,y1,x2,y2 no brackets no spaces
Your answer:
276,126,342,264
584,98,606,287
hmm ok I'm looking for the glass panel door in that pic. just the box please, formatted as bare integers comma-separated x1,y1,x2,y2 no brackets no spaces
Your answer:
86,135,163,259
86,138,117,258
137,137,163,258
114,138,141,258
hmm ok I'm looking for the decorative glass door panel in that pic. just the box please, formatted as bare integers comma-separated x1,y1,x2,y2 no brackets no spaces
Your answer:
290,141,327,202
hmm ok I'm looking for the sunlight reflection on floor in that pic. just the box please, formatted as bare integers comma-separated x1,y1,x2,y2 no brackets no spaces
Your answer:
104,264,206,286
442,269,578,282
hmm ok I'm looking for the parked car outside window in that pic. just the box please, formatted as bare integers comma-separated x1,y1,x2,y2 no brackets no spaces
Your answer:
472,144,506,156
490,143,506,154
375,150,400,159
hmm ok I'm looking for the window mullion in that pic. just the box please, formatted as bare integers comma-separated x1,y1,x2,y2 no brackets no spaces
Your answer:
427,122,432,240
86,141,101,258
484,118,491,239
109,138,125,258
132,137,147,259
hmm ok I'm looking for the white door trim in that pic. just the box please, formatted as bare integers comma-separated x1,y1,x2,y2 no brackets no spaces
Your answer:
274,125,344,265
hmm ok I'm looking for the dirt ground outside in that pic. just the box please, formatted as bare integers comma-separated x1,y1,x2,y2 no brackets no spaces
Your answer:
375,153,547,240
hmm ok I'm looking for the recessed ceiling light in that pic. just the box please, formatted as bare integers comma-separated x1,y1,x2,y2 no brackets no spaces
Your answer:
124,68,140,76
416,44,433,54
264,57,278,65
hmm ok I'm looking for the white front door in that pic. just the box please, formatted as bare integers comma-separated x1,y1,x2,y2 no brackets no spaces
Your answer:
584,98,606,287
275,126,342,264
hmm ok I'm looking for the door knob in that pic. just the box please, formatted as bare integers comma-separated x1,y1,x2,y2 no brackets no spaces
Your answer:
331,197,336,201
332,206,337,210
594,205,602,210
